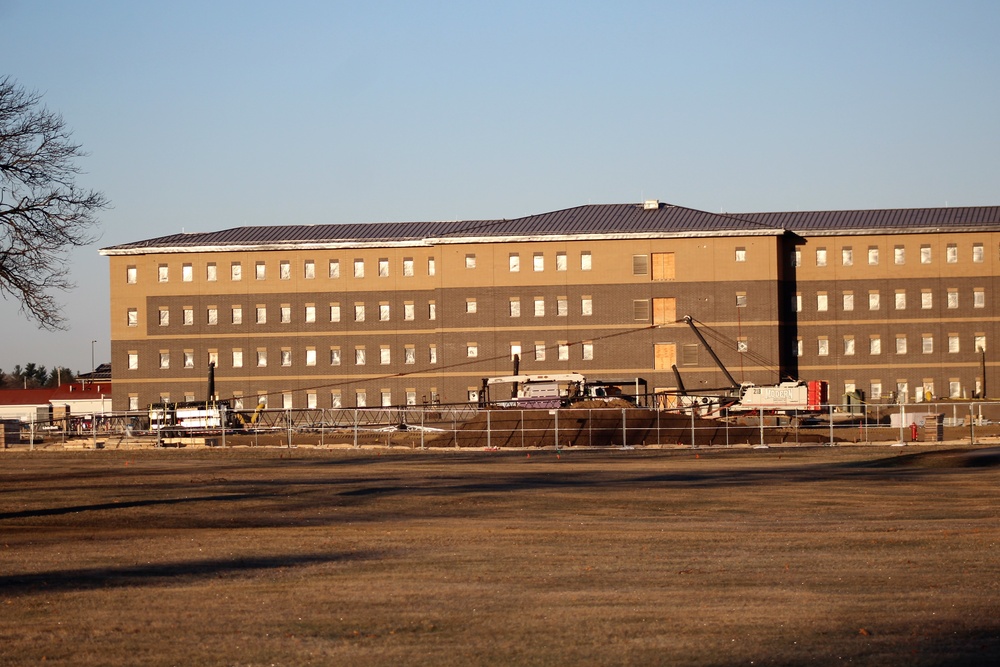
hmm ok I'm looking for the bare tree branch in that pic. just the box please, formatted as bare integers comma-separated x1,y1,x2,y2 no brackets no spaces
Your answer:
0,76,109,330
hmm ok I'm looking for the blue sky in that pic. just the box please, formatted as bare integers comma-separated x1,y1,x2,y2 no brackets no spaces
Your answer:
2,0,999,373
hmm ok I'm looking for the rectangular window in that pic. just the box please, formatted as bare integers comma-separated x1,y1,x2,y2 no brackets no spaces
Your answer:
922,335,934,354
128,396,139,411
844,336,855,356
330,391,342,408
405,391,416,406
126,266,137,284
792,294,802,312
280,349,291,366
735,247,746,262
557,298,568,317
256,306,266,324
947,289,959,309
257,349,267,367
183,307,193,326
159,308,169,326
207,350,218,367
558,343,569,361
509,253,520,272
354,304,365,322
307,392,317,409
428,301,436,320
355,347,366,365
921,245,932,264
404,346,415,365
230,306,242,324
231,262,242,281
330,303,341,322
379,346,390,365
817,293,828,312
533,253,544,272
582,342,594,360
255,262,266,280
921,291,933,309
870,382,882,401
894,246,905,265
304,305,316,323
281,392,292,410
975,335,986,352
818,339,829,356
632,254,648,276
127,308,138,327
355,391,366,408
465,254,476,269
181,264,193,282
651,253,675,280
403,302,415,320
279,261,290,280
378,258,389,277
947,244,958,263
842,247,853,266
184,350,194,369
869,336,881,355
381,391,392,407
510,343,521,361
581,296,593,316
973,243,984,263
466,299,477,314
158,264,168,282
534,297,545,317
127,352,138,370
815,248,827,267
429,344,437,364
868,291,880,311
159,351,170,369
895,291,906,310
793,339,803,357
509,298,520,317
736,293,747,308
896,336,907,355
790,249,801,267
305,348,317,366
581,251,592,271
354,259,364,278
280,305,291,323
948,335,960,354
329,259,340,278
633,299,650,321
304,260,315,279
232,349,243,368
206,263,218,281
556,252,567,271
974,289,985,308
379,303,390,321
868,247,879,265
653,297,677,325
654,343,677,370
428,257,436,275
402,258,414,276
467,343,478,358
535,343,546,361
330,347,341,366
682,343,699,366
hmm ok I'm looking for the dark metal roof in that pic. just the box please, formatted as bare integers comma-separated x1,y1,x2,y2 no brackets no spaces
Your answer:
100,202,1000,253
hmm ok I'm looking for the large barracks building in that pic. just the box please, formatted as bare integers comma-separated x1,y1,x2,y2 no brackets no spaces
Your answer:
100,200,999,411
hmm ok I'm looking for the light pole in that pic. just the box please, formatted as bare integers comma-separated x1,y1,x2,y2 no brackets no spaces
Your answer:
91,340,97,385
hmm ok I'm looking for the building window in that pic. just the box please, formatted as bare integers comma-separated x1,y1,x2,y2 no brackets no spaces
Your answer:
184,350,194,369
895,291,906,310
278,392,291,410
158,308,169,326
379,303,390,321
868,292,880,311
868,247,879,265
280,349,291,367
257,349,267,367
354,259,364,278
127,352,138,370
404,346,415,365
465,254,476,269
947,289,959,309
735,247,746,262
402,258,414,276
894,246,905,265
256,306,266,324
378,258,389,277
330,347,341,366
403,302,415,320
509,298,520,317
159,351,170,369
557,298,568,317
355,391,367,408
582,296,593,316
158,264,168,282
793,339,803,357
558,342,569,361
510,343,521,361
896,336,907,355
535,343,546,361
380,346,391,365
556,252,567,271
920,245,932,264
207,307,218,325
581,251,592,271
632,254,648,276
329,259,340,278
946,244,958,263
231,306,242,324
304,305,316,323
127,308,138,327
975,335,986,352
307,392,317,409
355,347,366,365
509,253,520,272
428,301,436,320
128,396,139,411
974,289,985,308
815,248,827,267
844,336,855,356
126,266,137,283
842,247,853,266
922,335,934,354
466,299,477,314
582,342,594,361
207,350,218,367
304,260,315,279
533,253,544,272
921,291,933,309
818,339,829,356
792,294,802,312
183,307,193,326
380,391,392,407
178,263,191,282
633,299,649,320
330,391,342,408
429,344,437,364
870,382,882,400
817,293,828,312
354,304,365,322
736,293,747,308
405,391,417,406
534,297,545,317
870,336,881,355
231,262,242,281
973,243,984,263
279,261,290,280
428,257,436,275
255,262,266,280
330,303,341,322
232,349,243,368
305,348,316,366
790,249,801,267
467,343,478,358
948,335,960,354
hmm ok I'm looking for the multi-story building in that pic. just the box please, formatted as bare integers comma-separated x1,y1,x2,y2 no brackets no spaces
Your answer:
100,200,999,411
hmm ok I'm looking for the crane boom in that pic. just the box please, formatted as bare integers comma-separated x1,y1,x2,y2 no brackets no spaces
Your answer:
683,316,740,390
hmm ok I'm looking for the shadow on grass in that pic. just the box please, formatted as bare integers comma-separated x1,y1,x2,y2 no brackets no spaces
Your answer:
0,492,273,521
0,550,376,596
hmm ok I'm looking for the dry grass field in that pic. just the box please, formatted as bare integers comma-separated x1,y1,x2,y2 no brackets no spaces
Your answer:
2,445,999,666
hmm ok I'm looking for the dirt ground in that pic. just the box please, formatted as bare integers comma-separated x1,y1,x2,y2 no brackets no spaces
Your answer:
2,445,999,666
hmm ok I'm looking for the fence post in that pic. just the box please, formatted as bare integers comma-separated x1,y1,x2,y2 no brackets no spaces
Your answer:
759,407,765,448
554,409,559,449
353,409,359,448
486,409,491,450
829,404,834,446
420,408,425,450
690,407,695,448
970,403,976,445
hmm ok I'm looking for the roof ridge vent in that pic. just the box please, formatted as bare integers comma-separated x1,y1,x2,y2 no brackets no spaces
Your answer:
643,199,661,210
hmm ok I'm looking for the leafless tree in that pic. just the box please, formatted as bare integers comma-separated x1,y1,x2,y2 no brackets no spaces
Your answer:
0,76,108,329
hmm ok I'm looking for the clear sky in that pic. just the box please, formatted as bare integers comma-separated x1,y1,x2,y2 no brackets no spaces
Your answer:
2,0,999,373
